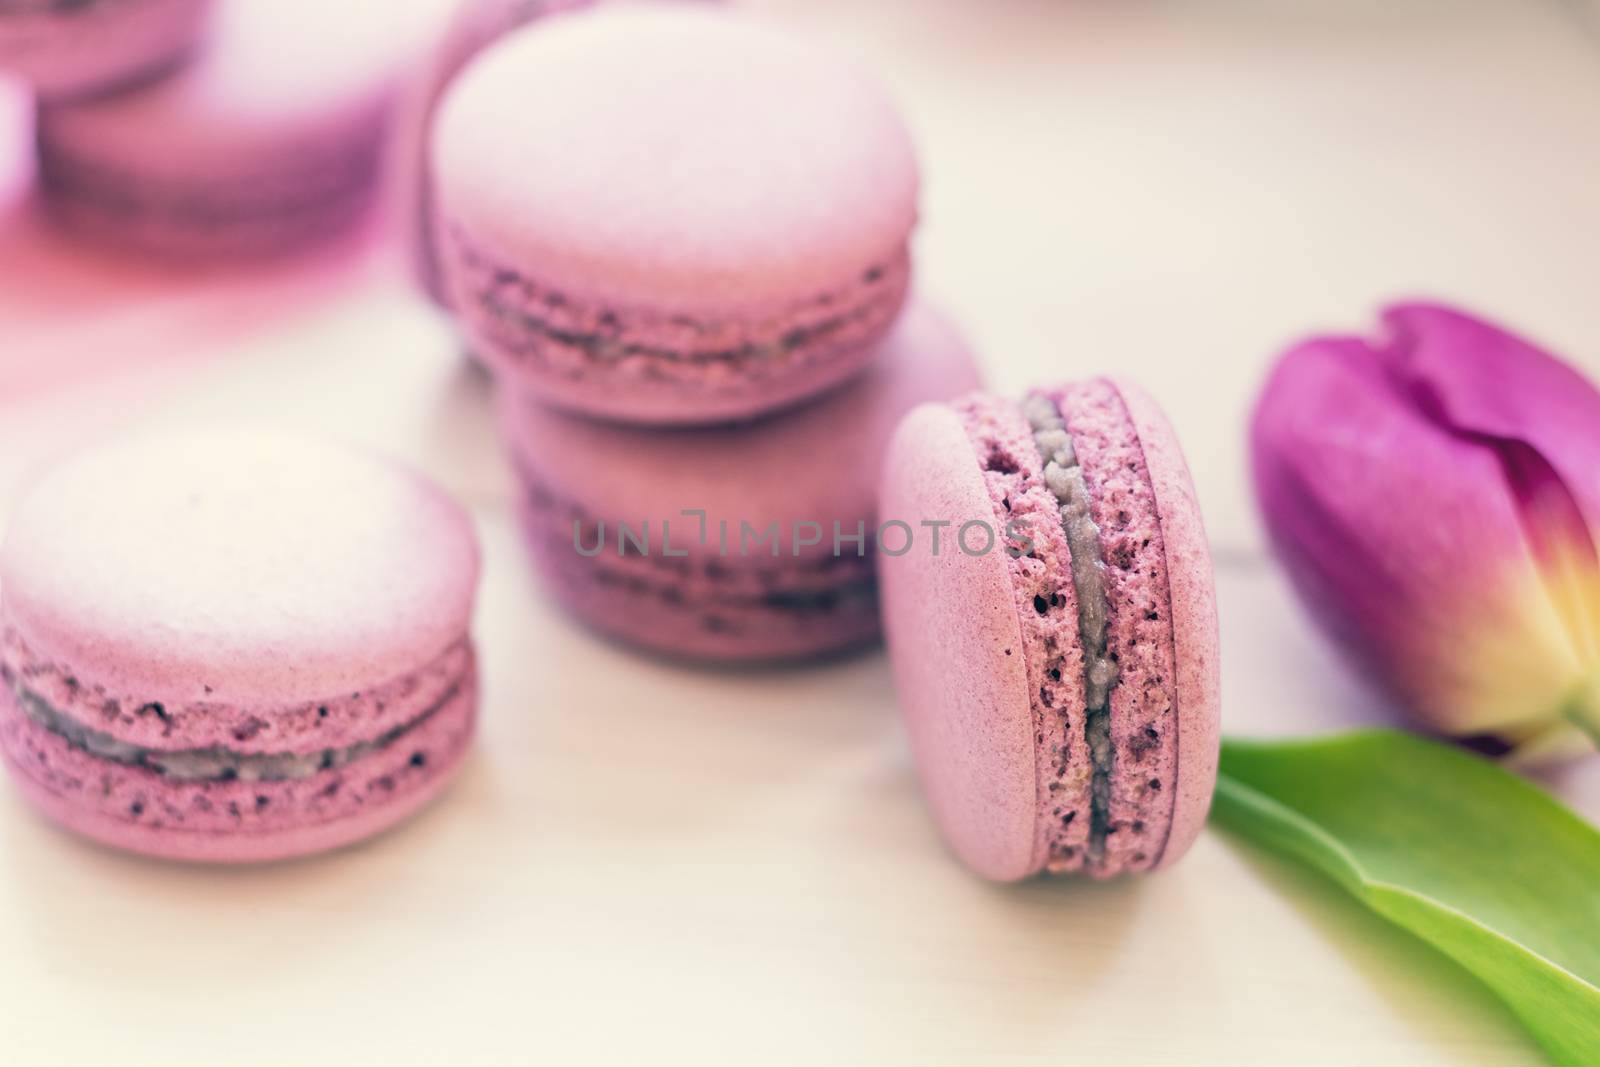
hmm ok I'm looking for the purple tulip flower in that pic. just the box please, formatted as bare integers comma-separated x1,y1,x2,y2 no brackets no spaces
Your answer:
1252,302,1600,759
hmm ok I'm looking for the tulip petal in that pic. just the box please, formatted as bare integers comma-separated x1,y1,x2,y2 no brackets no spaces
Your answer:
1381,304,1600,683
1252,327,1577,738
1381,303,1600,530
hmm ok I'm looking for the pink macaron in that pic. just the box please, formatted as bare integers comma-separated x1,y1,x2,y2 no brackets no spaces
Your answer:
0,427,481,863
434,5,920,425
403,0,723,307
0,0,214,101
501,299,980,661
878,379,1220,881
33,0,455,260
403,0,600,305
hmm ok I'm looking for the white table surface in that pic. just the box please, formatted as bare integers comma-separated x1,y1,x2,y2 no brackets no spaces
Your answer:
2,1,1598,1063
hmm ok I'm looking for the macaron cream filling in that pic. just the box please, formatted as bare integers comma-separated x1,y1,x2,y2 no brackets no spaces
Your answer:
1042,380,1185,876
514,467,879,616
0,638,471,784
6,1,100,12
1023,392,1120,867
957,380,1181,878
9,675,459,784
451,235,912,383
4,0,130,16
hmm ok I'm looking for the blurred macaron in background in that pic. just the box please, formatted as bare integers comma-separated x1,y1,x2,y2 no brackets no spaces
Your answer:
32,0,461,261
0,0,215,101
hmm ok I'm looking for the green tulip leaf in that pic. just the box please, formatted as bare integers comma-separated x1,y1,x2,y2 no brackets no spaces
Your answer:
1212,730,1600,1066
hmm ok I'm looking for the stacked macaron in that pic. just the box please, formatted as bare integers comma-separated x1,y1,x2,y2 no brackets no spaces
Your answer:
431,4,982,661
13,0,458,260
501,300,980,661
402,0,604,304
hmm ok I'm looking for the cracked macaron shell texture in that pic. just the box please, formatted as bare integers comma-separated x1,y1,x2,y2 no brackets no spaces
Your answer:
878,379,1219,881
0,427,481,862
33,0,458,259
0,0,214,101
434,4,919,425
501,299,981,661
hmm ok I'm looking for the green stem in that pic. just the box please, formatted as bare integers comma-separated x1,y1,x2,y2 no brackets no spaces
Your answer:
1565,706,1600,751
1563,674,1600,751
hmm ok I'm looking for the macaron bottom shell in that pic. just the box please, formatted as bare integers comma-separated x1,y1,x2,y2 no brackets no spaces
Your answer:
0,657,478,863
407,0,601,304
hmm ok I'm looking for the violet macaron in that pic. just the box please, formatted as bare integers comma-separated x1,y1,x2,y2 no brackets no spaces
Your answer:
33,0,455,260
0,427,480,863
434,5,919,425
0,0,214,101
879,379,1220,880
502,299,980,661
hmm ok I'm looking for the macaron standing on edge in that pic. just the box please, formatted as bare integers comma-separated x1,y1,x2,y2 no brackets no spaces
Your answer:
501,299,981,661
33,0,458,260
0,427,482,863
0,0,214,101
434,4,920,425
878,379,1220,880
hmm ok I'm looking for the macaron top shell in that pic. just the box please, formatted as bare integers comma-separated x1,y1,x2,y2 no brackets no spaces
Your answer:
401,0,600,302
0,427,480,709
434,5,919,313
878,402,1039,880
37,0,457,177
500,299,977,551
